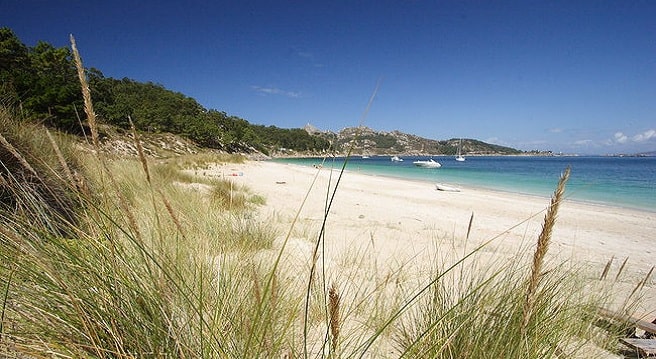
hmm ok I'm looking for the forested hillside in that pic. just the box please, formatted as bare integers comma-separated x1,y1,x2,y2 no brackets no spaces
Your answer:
0,28,330,155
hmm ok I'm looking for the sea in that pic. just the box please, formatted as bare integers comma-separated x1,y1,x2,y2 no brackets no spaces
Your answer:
272,155,656,213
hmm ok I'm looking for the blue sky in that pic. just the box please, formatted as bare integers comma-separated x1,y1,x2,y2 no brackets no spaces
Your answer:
2,1,655,154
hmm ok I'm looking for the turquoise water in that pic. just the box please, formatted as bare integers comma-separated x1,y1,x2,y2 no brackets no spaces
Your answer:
272,155,656,212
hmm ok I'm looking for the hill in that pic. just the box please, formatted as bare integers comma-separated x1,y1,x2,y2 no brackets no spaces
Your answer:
304,125,522,156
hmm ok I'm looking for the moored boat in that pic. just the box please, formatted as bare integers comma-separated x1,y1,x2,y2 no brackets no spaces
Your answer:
413,158,442,168
455,139,466,162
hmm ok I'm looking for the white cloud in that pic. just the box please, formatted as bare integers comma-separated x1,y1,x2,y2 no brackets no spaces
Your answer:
573,139,593,146
484,137,502,145
606,129,656,147
252,86,301,98
291,47,324,67
296,51,313,59
613,132,628,144
523,140,548,146
632,129,656,142
548,127,563,133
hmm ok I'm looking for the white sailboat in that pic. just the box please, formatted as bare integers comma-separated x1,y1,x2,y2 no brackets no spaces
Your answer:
455,139,466,162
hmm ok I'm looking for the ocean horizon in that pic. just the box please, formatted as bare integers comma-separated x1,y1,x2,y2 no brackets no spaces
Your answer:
272,155,656,213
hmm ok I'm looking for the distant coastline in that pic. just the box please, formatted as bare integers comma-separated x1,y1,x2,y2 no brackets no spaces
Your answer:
267,150,656,160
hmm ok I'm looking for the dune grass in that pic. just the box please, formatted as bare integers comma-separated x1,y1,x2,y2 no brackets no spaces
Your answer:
0,116,285,357
0,108,641,358
0,38,645,358
396,241,610,358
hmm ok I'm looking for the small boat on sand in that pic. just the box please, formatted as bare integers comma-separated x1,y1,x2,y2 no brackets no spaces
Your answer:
435,183,461,192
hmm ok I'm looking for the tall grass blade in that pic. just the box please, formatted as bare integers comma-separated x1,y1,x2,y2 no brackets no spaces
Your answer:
466,211,474,241
44,128,76,187
303,79,381,358
129,115,151,185
615,257,629,282
0,267,14,340
0,132,37,176
600,256,614,280
521,166,570,332
328,283,341,357
638,266,654,291
70,34,99,149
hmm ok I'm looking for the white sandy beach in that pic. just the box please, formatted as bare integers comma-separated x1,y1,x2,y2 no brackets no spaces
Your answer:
210,160,655,319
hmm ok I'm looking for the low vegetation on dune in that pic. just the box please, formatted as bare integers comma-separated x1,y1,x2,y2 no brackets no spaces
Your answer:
0,34,651,359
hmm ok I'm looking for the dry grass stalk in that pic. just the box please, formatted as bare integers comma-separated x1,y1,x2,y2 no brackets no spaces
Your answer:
522,166,570,331
0,132,37,176
158,190,186,241
615,257,629,282
328,283,341,356
622,265,655,310
129,115,151,185
303,82,380,356
229,180,233,210
100,167,142,244
70,34,99,149
270,270,278,314
72,103,89,143
253,266,262,305
600,256,614,280
0,265,14,342
466,212,474,241
638,266,654,291
44,128,75,187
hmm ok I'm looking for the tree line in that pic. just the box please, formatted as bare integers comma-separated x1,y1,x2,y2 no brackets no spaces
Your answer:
0,28,330,154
